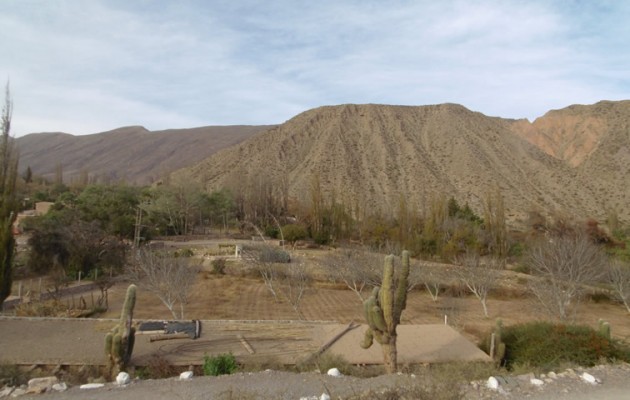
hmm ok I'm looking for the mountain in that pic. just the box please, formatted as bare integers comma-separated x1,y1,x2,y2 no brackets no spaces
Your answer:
511,100,630,220
16,125,273,185
175,103,618,225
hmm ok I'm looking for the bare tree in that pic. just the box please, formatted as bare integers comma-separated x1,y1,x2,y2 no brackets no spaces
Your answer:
415,261,446,302
126,249,199,319
608,260,630,313
276,257,311,320
321,248,381,301
242,244,289,300
242,244,312,319
455,252,502,317
527,234,606,321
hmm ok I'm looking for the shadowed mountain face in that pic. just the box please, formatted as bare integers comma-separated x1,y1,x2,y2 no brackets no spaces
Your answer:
16,125,273,185
175,102,626,225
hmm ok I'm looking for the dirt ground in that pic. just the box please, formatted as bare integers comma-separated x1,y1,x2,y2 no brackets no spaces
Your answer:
98,264,630,345
5,244,630,399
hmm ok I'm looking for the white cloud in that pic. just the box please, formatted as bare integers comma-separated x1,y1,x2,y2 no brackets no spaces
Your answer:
1,0,628,135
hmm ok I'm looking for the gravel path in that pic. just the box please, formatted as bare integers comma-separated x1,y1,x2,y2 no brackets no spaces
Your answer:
6,363,630,399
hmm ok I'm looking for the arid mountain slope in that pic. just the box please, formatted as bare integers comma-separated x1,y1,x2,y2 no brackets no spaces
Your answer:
511,100,630,218
176,103,606,224
16,125,272,185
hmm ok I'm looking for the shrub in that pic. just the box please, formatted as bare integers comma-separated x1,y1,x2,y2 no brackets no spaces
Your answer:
258,247,290,263
0,363,26,387
480,321,630,370
282,224,307,243
264,225,279,239
203,353,238,376
211,258,227,275
138,355,176,379
175,248,194,258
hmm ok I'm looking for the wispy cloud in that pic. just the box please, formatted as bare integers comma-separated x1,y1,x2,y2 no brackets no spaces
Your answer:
1,0,628,136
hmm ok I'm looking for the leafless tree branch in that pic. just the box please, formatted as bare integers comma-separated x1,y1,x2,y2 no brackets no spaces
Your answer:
126,249,199,319
527,234,606,321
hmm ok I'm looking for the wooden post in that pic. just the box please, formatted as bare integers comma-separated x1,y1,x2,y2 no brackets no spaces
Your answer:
490,332,496,359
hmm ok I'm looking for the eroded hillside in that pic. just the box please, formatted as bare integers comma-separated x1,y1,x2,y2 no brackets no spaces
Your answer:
175,103,611,225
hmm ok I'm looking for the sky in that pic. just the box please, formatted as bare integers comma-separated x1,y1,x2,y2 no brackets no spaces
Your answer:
1,0,629,136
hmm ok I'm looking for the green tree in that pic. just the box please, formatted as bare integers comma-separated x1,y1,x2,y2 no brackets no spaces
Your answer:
26,209,127,278
207,189,235,232
75,184,142,238
144,179,208,235
0,83,18,307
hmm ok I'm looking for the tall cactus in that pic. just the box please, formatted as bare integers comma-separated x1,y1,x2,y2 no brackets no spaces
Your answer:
491,318,506,365
360,251,410,373
105,284,137,377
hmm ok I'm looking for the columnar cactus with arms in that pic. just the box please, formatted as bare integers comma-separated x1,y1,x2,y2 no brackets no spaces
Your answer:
105,284,136,377
360,251,410,373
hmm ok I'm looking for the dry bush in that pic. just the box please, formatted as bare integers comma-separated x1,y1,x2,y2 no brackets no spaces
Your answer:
141,355,176,379
608,260,630,313
240,355,284,373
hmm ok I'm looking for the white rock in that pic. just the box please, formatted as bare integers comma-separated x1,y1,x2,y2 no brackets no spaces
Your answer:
486,376,500,390
530,378,545,386
179,371,194,381
580,372,600,385
80,383,105,390
52,383,67,392
27,376,58,392
0,387,14,397
116,372,131,385
327,368,342,377
9,388,26,397
319,394,331,400
548,371,557,379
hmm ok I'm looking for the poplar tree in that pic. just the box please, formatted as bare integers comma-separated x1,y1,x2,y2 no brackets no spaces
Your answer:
0,83,18,307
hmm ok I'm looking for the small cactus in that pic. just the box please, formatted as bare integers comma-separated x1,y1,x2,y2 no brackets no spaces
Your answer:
360,251,410,373
105,284,137,377
598,319,611,340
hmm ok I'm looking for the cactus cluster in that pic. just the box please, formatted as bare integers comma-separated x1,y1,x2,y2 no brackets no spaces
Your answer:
105,284,137,376
360,250,410,373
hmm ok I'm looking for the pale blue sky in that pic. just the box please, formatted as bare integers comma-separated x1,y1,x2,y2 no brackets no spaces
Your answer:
2,0,629,136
